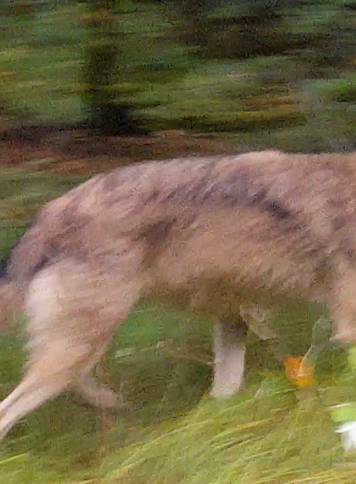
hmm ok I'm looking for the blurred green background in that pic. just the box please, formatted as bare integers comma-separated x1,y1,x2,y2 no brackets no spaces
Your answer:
0,0,356,150
0,1,355,482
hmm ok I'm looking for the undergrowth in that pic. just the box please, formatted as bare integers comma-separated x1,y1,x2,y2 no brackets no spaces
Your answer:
0,304,353,483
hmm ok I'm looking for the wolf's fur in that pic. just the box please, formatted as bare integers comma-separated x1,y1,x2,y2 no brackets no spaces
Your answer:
1,149,356,438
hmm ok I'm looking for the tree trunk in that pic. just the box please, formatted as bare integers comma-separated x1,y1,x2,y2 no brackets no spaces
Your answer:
83,0,146,135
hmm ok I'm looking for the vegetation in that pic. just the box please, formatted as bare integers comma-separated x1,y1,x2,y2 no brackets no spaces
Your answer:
0,1,355,149
0,0,356,482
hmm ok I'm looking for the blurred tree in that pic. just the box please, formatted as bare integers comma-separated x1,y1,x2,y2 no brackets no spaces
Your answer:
83,0,146,134
171,0,310,59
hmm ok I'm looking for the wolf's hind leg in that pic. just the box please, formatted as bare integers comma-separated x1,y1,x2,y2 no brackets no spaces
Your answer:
0,257,143,439
75,372,118,409
330,270,356,344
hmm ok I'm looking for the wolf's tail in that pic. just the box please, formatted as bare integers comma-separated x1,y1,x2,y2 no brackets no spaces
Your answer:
0,278,24,330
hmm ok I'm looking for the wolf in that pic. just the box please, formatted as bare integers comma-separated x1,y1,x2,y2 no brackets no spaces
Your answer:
0,149,355,439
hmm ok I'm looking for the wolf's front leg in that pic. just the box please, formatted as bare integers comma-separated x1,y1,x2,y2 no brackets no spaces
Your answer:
210,318,247,399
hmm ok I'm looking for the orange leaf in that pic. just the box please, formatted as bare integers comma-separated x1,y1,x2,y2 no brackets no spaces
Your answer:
283,356,316,388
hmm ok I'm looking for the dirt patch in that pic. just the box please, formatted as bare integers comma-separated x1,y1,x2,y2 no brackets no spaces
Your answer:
0,125,237,177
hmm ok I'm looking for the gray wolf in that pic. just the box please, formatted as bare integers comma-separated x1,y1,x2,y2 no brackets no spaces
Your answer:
0,149,355,439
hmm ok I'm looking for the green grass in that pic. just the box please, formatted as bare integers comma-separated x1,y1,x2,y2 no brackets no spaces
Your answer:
0,304,353,483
